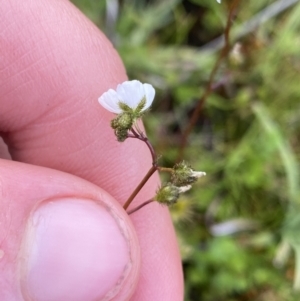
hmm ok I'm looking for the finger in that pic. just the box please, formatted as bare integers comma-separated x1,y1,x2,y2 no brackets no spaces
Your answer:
0,0,183,300
0,138,11,160
0,159,140,301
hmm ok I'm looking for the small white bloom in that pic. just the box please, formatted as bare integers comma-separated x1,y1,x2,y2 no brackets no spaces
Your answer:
98,80,155,114
217,0,221,3
191,171,206,178
178,185,192,194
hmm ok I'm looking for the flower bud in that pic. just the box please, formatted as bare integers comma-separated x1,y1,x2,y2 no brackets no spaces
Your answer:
111,113,133,130
171,161,206,186
110,113,134,142
115,128,129,142
155,183,180,205
119,113,134,129
111,118,119,129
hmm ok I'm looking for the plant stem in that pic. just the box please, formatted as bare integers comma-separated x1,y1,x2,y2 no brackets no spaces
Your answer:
128,199,155,215
157,167,173,173
123,164,157,210
201,0,298,53
128,128,157,164
123,128,158,211
177,0,241,161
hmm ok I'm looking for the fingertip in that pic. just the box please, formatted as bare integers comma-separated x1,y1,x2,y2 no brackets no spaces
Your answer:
20,198,139,301
0,161,140,301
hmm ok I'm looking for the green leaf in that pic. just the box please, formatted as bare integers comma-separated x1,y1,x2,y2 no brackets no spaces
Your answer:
252,102,299,204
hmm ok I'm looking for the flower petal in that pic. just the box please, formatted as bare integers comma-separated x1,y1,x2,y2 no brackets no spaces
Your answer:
192,171,206,178
116,80,145,109
98,89,122,114
178,185,192,193
98,80,156,114
143,83,155,111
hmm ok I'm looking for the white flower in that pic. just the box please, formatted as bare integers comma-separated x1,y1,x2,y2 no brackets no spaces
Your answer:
178,185,192,194
191,171,206,178
216,0,221,3
98,80,155,114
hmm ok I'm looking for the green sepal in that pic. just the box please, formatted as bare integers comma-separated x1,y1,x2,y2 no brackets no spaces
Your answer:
135,97,146,114
118,102,133,113
155,183,180,205
171,160,197,186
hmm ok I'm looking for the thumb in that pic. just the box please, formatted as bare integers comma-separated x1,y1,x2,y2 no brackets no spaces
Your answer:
0,159,140,301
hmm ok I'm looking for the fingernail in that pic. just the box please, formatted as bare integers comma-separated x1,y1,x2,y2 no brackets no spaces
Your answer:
20,198,131,301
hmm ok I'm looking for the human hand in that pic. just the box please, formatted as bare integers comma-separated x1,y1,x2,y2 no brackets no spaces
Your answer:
0,0,183,300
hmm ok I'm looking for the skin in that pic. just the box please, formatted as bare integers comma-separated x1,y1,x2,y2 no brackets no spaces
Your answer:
0,0,183,300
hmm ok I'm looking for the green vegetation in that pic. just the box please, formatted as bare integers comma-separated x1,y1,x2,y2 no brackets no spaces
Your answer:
71,0,300,299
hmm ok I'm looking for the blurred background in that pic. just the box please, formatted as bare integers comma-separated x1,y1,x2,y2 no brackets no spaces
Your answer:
71,0,300,300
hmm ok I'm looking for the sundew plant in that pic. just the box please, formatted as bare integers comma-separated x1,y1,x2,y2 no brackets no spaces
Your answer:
72,0,300,300
98,79,206,214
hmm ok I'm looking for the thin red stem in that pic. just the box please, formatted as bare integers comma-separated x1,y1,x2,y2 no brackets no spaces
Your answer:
123,165,157,210
177,0,241,161
127,199,155,215
157,167,173,173
129,128,157,164
123,128,158,211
